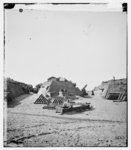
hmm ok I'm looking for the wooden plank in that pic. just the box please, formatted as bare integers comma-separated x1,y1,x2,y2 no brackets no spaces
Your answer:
122,96,126,101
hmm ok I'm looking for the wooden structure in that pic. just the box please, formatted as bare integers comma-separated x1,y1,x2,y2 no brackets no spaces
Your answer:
105,92,127,101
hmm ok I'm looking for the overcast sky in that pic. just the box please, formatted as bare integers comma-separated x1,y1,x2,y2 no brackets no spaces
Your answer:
5,7,127,90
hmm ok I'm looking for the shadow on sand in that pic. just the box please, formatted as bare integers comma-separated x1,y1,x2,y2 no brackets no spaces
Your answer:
83,95,93,98
7,94,32,108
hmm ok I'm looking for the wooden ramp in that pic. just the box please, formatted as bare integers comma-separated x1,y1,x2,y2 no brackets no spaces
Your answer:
106,92,127,101
34,94,49,104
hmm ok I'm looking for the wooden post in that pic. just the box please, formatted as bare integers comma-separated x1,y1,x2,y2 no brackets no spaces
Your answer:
118,93,122,100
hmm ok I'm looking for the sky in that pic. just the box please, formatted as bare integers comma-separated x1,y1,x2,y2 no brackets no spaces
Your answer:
4,6,127,90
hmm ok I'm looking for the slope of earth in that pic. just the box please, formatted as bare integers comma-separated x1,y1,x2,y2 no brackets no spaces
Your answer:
4,94,127,147
94,78,127,97
38,77,82,97
4,78,36,106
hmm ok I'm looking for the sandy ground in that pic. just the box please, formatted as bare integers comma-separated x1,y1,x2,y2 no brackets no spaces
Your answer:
4,94,127,147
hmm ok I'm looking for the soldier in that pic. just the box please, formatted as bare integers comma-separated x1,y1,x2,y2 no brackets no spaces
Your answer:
92,90,94,95
63,100,72,108
59,89,63,97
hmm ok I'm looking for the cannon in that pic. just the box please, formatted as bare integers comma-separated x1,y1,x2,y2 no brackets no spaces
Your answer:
81,84,88,96
56,102,91,114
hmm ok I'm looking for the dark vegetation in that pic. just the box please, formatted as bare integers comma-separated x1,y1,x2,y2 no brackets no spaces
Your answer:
35,83,43,93
4,77,37,106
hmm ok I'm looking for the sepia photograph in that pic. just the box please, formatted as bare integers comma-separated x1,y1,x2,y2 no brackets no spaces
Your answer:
3,1,127,147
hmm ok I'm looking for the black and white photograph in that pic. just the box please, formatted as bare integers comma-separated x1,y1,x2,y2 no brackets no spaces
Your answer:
2,1,128,147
